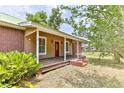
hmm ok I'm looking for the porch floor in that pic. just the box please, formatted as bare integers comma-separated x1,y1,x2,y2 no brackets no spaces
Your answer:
40,55,78,66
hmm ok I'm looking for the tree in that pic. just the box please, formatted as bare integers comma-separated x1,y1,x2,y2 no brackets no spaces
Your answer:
60,5,124,63
26,6,124,63
48,7,63,30
26,11,48,25
26,7,63,30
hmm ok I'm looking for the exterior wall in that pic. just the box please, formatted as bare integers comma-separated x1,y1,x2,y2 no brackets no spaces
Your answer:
24,28,36,53
39,32,75,59
24,29,83,59
0,25,83,57
0,26,24,52
79,42,82,53
72,41,82,56
39,32,64,59
24,32,36,53
72,42,77,55
66,38,73,55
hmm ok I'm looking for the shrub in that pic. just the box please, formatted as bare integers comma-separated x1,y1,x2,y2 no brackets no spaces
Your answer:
0,51,40,88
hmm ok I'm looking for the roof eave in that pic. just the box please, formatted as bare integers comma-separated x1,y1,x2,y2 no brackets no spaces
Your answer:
0,20,26,30
19,22,88,42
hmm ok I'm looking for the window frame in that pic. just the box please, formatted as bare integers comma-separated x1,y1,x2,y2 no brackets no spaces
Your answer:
39,36,47,55
66,41,70,53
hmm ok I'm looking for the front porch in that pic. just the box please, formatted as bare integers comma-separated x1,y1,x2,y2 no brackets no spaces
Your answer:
40,55,78,73
23,26,84,73
40,55,77,66
24,30,82,65
23,23,85,69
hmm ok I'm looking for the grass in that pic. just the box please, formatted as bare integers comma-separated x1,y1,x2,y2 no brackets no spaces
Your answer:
84,52,113,59
84,52,124,69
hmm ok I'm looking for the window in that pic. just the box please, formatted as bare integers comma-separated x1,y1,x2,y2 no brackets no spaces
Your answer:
66,41,69,53
39,36,47,55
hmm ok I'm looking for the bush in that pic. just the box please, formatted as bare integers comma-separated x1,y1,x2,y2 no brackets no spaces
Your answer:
0,51,40,88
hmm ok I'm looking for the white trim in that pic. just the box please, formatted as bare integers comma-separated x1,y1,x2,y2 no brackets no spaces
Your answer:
64,37,66,61
37,26,83,41
25,30,36,37
77,41,80,59
39,36,47,55
36,30,39,64
66,41,70,53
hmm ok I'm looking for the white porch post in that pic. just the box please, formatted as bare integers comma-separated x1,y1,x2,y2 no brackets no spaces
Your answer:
36,30,39,64
77,41,80,59
64,37,66,61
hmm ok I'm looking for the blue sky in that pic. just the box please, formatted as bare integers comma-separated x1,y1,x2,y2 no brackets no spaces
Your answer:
0,5,74,34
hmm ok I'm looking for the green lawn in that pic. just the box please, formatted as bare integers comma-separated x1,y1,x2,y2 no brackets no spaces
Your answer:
84,52,124,69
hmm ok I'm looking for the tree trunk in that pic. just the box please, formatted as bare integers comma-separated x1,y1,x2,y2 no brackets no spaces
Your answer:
113,52,121,64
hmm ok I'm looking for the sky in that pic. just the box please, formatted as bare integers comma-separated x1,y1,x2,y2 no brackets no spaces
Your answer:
0,5,74,34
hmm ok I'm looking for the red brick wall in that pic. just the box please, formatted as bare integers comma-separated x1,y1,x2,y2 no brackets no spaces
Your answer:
0,26,24,52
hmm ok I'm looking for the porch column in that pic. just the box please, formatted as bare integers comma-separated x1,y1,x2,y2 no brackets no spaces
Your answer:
64,37,66,61
77,41,80,59
36,30,39,64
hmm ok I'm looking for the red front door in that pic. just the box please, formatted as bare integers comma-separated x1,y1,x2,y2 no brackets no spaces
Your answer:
55,42,59,57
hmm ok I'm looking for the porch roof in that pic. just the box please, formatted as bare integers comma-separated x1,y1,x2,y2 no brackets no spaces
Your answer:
0,12,88,42
19,21,88,42
0,12,25,30
0,12,25,25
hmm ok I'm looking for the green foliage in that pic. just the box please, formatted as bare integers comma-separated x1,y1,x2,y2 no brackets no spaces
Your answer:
26,11,48,25
48,7,64,30
26,6,124,63
85,52,124,69
0,51,40,88
60,5,124,63
26,7,63,30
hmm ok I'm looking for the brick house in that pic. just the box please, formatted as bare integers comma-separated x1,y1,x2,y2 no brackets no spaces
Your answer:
0,12,87,65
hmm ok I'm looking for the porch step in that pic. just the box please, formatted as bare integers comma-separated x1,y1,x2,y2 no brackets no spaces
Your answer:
42,61,70,73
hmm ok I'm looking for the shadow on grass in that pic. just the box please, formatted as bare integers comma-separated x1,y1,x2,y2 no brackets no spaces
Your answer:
62,70,122,88
88,57,124,69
